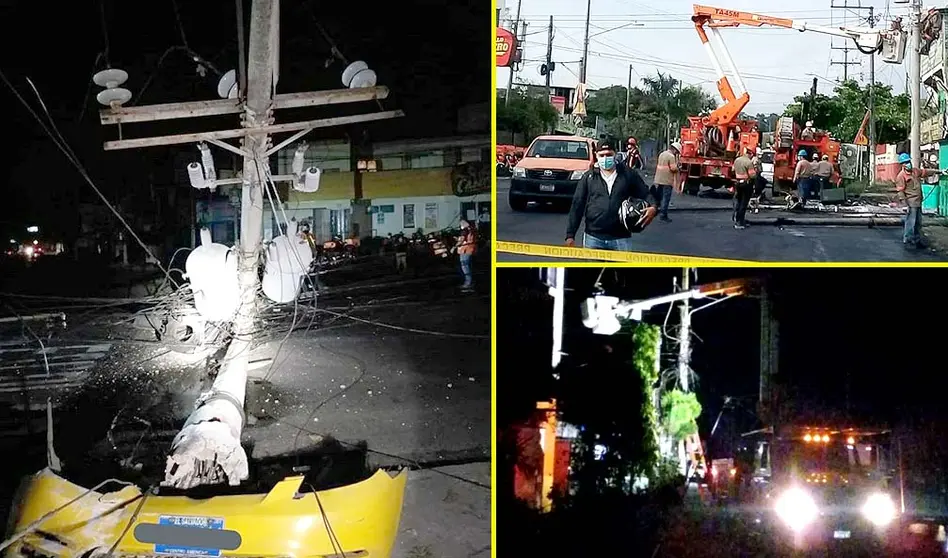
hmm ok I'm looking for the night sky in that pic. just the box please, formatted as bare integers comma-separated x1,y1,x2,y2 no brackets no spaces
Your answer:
498,267,948,457
0,0,489,239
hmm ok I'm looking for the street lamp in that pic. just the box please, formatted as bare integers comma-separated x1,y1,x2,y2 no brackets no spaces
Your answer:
581,279,750,335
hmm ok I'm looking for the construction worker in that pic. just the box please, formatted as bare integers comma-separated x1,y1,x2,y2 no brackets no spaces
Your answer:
809,152,822,196
815,154,834,193
626,137,644,170
455,220,477,291
801,121,816,141
731,147,756,229
791,149,813,209
895,153,943,249
654,140,681,222
394,234,408,273
566,141,658,250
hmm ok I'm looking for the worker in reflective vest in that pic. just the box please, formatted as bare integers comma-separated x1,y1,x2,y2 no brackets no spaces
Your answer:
455,220,477,292
731,147,757,230
791,149,814,209
895,152,945,249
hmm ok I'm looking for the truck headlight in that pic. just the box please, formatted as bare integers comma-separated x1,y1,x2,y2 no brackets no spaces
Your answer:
512,167,526,178
862,493,897,527
775,487,819,532
570,170,585,180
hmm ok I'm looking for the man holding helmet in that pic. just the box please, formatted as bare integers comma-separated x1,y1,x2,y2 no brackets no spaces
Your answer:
566,141,658,251
895,152,944,249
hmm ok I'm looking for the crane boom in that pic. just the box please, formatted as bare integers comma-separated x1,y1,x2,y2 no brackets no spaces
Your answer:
692,4,906,128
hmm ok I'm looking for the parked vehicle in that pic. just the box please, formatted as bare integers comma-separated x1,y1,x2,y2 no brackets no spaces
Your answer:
508,135,597,211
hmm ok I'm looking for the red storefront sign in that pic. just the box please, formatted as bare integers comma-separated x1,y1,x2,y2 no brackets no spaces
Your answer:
550,95,566,114
496,27,517,67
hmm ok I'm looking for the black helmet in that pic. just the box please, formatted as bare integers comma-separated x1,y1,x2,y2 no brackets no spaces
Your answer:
619,197,651,233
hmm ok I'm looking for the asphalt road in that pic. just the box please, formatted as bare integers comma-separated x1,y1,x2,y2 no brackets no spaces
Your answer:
497,178,946,263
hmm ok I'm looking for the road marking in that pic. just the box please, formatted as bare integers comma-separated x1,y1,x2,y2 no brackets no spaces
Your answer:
0,342,113,404
495,241,752,264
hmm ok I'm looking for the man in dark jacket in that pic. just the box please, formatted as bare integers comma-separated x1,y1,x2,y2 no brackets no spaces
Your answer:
566,141,658,250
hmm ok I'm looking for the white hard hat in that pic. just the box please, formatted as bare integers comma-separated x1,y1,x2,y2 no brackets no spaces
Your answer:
671,141,682,152
805,120,814,127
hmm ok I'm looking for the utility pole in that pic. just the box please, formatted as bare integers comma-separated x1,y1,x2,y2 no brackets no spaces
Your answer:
545,16,554,94
869,6,876,185
504,0,523,107
579,0,592,84
832,2,877,181
95,0,402,489
830,1,862,82
758,279,778,427
625,64,632,119
677,267,692,478
910,0,923,170
831,46,859,81
678,268,691,393
549,268,565,370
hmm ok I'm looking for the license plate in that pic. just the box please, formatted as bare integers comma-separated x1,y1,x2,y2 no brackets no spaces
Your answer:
539,184,555,192
833,530,851,539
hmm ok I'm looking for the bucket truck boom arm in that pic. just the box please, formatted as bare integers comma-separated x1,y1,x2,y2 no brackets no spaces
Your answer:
692,4,907,127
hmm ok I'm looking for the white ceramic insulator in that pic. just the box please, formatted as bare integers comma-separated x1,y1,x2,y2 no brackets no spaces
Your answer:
294,167,321,192
188,162,206,189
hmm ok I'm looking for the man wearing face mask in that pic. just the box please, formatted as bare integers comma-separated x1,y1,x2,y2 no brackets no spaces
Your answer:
566,141,658,251
895,152,943,249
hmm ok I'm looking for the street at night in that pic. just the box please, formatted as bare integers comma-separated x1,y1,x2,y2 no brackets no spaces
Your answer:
497,267,948,556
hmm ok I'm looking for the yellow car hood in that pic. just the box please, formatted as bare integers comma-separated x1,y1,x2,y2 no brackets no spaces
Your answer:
5,467,407,558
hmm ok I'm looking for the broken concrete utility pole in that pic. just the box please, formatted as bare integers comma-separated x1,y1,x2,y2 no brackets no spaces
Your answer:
95,0,403,489
162,0,275,489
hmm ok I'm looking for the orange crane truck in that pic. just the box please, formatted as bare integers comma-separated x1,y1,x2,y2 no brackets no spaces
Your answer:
679,4,907,196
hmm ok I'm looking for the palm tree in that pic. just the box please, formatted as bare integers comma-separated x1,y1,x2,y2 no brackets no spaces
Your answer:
642,72,680,146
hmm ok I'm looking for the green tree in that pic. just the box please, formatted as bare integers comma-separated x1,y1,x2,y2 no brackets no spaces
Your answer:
558,322,664,497
783,80,909,144
585,73,716,144
660,390,702,440
496,87,559,138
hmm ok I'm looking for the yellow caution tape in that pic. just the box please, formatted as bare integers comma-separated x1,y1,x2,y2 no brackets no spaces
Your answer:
495,240,752,265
